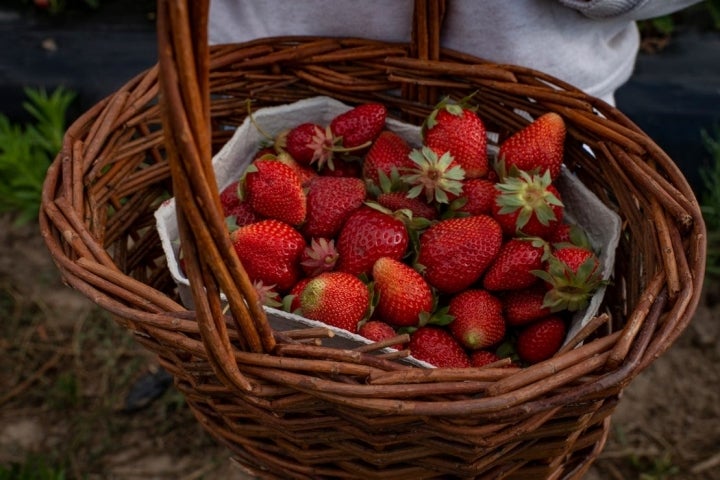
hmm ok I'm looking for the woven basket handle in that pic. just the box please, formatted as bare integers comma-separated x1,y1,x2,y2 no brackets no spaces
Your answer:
156,0,445,388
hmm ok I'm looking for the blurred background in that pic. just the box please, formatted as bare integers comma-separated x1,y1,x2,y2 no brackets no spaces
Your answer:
1,1,719,479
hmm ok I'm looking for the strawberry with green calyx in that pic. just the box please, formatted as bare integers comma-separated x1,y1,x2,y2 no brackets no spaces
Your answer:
252,280,283,309
408,326,471,368
448,289,506,350
230,219,305,293
497,111,566,181
242,159,307,227
330,103,387,150
423,96,488,179
533,245,605,312
300,237,339,277
516,315,567,364
284,277,312,314
362,130,414,187
492,170,564,238
502,285,553,326
482,237,548,291
298,271,371,332
402,146,466,204
377,191,439,221
371,257,434,327
279,122,333,168
221,181,261,228
358,320,403,350
271,151,318,187
336,206,410,277
470,350,504,368
302,176,366,239
549,222,591,248
416,215,503,294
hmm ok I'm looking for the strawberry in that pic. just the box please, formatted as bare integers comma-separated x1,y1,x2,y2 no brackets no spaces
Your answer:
286,277,312,314
358,320,402,349
454,178,496,216
408,326,471,368
502,285,553,326
470,350,503,368
497,112,566,181
243,159,307,226
225,200,261,229
448,289,505,350
252,280,282,308
423,98,488,179
336,207,410,277
548,222,591,248
362,130,414,187
230,219,305,293
303,176,366,239
492,170,564,238
281,122,331,167
330,103,387,149
416,215,503,294
376,191,439,221
300,237,339,277
272,151,318,186
220,181,242,215
534,245,605,312
516,316,567,364
319,157,363,178
371,257,434,327
402,146,465,204
482,237,546,291
298,271,370,332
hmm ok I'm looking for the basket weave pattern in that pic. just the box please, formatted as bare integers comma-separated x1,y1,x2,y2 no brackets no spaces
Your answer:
39,1,706,478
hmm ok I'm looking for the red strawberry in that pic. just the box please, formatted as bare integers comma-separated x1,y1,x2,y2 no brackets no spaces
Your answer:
220,181,242,215
497,112,566,181
377,191,438,221
225,200,261,229
273,151,318,186
330,103,387,149
535,245,605,312
455,178,496,216
402,146,465,204
417,215,503,294
286,277,312,313
482,237,546,291
423,99,488,179
470,350,503,368
300,237,339,277
448,289,505,350
548,222,591,248
492,170,564,238
362,130,414,187
281,122,333,168
303,176,366,239
516,316,567,364
298,271,370,332
408,326,471,368
372,257,433,327
320,157,363,178
243,159,307,226
336,207,409,277
358,320,402,349
502,285,553,326
230,219,305,293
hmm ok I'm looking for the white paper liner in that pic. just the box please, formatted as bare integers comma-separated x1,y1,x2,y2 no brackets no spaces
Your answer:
155,96,621,365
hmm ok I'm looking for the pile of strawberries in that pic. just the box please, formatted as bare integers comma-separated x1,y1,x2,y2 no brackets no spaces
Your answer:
210,98,606,368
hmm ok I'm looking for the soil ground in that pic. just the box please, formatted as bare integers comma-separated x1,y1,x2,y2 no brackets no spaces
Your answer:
1,215,719,479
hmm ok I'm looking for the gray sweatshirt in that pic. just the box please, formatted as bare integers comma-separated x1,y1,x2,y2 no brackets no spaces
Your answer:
208,0,702,105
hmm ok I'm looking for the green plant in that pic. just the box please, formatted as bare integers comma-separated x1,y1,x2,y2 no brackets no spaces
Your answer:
700,125,720,279
0,87,75,224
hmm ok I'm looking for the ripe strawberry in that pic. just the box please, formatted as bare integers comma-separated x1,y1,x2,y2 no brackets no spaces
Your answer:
376,191,438,220
423,99,488,179
273,151,318,186
448,289,505,350
300,237,339,277
358,320,402,349
230,219,305,293
516,316,567,364
319,157,362,178
455,178,496,216
298,271,370,332
470,350,503,368
220,181,242,215
482,237,546,291
492,170,564,238
402,146,465,204
336,207,409,277
243,159,307,226
408,326,471,368
330,103,387,149
286,277,312,313
303,176,366,239
497,112,566,181
502,285,553,326
416,215,503,294
281,122,331,167
252,280,282,308
548,222,591,248
535,245,605,312
372,257,433,327
225,200,261,229
362,130,414,187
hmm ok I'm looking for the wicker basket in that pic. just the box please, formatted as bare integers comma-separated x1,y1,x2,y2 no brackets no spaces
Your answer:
40,1,706,478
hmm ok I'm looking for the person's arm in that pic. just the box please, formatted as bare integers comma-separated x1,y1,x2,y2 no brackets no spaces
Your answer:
558,0,704,21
